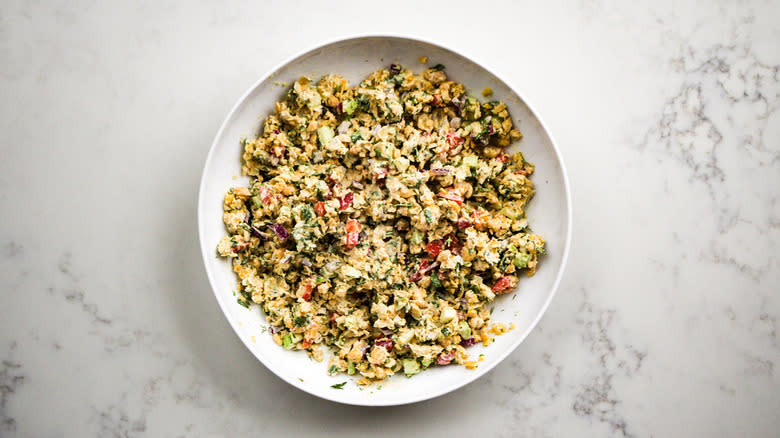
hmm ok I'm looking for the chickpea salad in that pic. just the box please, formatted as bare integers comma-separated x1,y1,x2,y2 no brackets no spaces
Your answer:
217,62,545,383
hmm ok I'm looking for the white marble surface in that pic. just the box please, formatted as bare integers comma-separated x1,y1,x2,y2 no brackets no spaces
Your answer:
1,0,778,436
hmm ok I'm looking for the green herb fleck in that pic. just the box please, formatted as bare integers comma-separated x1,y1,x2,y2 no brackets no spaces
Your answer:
331,381,347,389
424,208,434,224
430,272,442,289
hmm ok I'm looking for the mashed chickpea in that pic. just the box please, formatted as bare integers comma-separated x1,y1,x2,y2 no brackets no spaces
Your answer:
217,63,545,383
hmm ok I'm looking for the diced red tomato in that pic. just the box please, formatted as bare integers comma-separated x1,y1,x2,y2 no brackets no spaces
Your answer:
432,94,441,106
409,259,431,282
300,340,312,349
472,209,488,230
345,219,362,249
457,218,472,229
298,278,315,301
425,240,443,258
315,201,326,217
232,239,249,252
446,131,464,147
345,219,362,233
329,312,338,323
258,186,272,204
513,168,528,175
457,311,466,321
491,275,518,293
375,338,394,352
437,191,463,204
444,234,461,255
496,151,509,163
437,352,455,365
340,192,354,210
346,232,359,249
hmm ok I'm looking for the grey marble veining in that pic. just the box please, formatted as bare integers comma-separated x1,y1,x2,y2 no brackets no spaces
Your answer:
0,0,778,436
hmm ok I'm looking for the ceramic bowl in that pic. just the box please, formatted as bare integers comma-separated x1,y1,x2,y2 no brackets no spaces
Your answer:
198,35,571,406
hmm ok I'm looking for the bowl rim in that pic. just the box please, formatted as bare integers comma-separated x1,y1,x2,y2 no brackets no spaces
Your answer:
197,33,572,406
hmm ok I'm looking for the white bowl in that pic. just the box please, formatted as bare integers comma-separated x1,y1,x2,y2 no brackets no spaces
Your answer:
198,35,571,406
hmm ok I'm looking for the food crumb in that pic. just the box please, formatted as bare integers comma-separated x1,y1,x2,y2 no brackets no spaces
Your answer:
232,175,237,180
418,56,428,63
478,354,485,362
251,335,256,343
489,323,508,335
509,322,516,331
464,361,478,369
482,87,493,97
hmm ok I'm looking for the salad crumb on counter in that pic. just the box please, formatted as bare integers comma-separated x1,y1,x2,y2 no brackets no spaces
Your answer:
217,63,545,383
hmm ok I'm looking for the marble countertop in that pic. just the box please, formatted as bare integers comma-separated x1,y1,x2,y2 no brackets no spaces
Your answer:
1,1,778,436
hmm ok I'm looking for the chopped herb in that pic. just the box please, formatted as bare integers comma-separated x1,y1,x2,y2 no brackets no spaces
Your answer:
431,64,445,71
424,208,434,224
300,204,313,222
430,272,442,289
331,381,347,389
351,131,363,143
355,95,371,112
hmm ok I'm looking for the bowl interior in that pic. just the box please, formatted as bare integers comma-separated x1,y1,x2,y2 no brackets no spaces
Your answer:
198,35,570,406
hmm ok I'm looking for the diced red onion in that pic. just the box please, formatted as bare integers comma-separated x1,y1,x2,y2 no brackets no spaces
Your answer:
430,168,449,176
301,258,312,268
460,337,478,347
380,328,394,337
450,117,461,128
269,326,281,334
279,253,292,264
250,226,267,239
268,224,289,241
324,260,340,272
375,338,394,352
420,262,439,275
